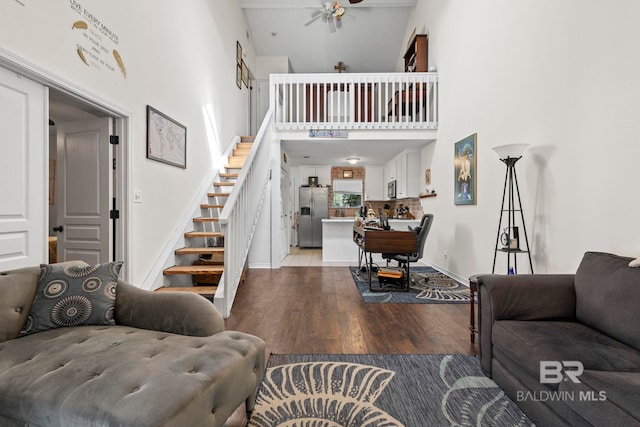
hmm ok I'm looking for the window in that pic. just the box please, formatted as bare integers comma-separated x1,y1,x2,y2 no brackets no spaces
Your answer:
332,179,362,208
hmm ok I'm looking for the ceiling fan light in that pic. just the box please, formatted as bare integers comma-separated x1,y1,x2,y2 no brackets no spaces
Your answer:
346,157,360,165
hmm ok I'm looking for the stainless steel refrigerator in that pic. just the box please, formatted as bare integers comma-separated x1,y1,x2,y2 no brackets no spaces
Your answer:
298,187,329,248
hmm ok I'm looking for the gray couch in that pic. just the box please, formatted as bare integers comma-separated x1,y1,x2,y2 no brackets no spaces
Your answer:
0,261,265,426
478,251,640,426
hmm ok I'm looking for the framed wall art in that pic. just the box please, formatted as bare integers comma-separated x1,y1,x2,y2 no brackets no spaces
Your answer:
236,41,242,65
241,60,249,87
236,63,242,89
454,133,477,205
146,105,187,169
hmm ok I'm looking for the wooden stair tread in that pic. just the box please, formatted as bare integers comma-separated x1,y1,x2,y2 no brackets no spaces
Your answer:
193,217,219,222
214,182,235,186
175,247,224,255
155,285,217,296
219,173,238,178
163,265,224,275
208,192,230,197
200,204,224,209
185,231,224,238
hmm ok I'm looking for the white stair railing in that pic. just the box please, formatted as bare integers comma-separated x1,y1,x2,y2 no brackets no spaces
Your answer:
271,72,438,130
216,109,273,317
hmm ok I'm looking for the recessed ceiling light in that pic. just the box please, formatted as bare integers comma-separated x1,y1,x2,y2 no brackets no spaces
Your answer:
346,157,360,165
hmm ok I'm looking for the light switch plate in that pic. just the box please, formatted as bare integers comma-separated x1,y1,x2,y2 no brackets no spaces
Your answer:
134,190,143,203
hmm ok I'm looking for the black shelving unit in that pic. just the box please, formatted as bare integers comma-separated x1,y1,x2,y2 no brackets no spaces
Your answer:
492,156,533,274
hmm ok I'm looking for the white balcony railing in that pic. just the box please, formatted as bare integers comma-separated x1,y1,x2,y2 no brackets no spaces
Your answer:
270,72,438,131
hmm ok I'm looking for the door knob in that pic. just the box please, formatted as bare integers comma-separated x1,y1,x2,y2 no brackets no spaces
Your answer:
53,226,64,232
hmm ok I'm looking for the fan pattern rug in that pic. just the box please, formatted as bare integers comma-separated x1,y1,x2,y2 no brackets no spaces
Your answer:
349,266,473,304
248,354,532,427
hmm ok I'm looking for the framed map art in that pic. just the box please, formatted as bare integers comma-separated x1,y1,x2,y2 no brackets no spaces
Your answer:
146,105,187,169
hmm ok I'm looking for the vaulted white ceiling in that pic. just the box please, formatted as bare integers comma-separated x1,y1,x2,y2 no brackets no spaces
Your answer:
240,0,417,73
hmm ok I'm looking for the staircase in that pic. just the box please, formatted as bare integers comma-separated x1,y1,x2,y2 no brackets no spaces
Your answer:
156,136,254,298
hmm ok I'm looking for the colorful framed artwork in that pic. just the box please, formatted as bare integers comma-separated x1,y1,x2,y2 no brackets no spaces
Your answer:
146,105,187,169
454,133,477,205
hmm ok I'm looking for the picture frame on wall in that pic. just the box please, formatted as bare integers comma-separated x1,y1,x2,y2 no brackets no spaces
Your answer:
343,170,353,178
236,63,242,89
241,60,249,87
146,105,187,169
236,41,242,65
454,133,477,205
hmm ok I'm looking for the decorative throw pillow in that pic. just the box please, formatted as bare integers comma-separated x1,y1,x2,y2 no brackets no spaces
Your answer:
630,258,640,268
20,262,123,336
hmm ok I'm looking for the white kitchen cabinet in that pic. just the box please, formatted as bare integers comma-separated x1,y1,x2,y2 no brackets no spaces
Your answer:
364,165,384,201
387,149,421,199
300,166,331,186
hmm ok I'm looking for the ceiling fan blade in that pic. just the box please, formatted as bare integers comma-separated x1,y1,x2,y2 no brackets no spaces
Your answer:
305,14,324,26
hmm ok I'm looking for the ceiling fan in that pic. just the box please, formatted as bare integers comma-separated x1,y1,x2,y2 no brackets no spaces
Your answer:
305,1,363,33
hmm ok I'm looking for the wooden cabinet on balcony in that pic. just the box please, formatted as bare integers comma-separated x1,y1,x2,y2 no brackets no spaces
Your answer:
404,34,428,72
388,34,430,121
305,83,373,123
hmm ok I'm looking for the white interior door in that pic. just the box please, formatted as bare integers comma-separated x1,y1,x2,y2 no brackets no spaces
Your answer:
252,79,270,135
55,118,112,264
0,67,47,270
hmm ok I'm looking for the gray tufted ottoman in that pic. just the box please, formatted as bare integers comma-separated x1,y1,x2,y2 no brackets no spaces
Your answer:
0,262,266,427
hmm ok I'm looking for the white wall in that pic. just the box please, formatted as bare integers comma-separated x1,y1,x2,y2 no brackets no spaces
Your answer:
410,0,640,278
0,0,254,284
255,56,291,80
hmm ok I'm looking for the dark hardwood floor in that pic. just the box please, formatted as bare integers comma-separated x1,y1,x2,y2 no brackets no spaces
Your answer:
224,266,477,425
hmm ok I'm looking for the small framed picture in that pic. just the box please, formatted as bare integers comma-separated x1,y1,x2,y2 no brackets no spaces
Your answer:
241,60,249,87
236,41,242,65
343,170,353,178
236,64,242,89
425,168,431,185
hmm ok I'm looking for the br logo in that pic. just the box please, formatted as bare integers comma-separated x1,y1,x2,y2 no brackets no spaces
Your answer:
539,361,584,384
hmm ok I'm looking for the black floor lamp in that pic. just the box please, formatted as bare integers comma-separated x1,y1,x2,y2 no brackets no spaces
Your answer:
491,144,534,274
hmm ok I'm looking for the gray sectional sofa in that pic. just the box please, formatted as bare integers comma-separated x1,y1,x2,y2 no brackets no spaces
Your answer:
0,261,265,426
478,251,640,426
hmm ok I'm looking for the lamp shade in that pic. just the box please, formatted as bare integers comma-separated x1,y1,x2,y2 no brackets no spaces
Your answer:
492,144,530,160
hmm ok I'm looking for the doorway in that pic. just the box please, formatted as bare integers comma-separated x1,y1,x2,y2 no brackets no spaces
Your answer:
48,89,126,269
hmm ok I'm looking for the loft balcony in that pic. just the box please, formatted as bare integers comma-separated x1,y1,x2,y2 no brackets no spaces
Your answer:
270,72,438,132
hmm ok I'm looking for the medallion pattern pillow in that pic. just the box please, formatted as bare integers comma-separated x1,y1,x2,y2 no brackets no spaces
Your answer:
20,262,123,336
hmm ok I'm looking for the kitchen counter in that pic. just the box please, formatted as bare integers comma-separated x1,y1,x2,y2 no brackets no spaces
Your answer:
321,218,420,262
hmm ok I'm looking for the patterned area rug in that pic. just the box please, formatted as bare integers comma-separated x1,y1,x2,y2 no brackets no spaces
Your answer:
349,266,473,303
248,354,532,427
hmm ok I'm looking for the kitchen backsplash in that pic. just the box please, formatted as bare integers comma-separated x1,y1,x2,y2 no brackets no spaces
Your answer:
327,166,424,219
